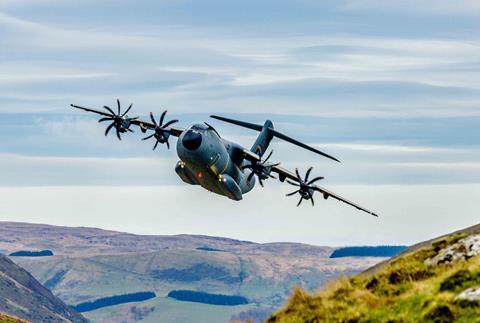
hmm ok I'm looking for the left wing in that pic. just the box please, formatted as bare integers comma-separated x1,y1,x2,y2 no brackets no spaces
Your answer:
242,149,378,217
70,102,185,137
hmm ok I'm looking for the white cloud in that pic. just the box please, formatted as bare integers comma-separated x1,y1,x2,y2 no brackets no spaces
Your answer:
341,0,480,16
389,162,480,169
320,143,466,154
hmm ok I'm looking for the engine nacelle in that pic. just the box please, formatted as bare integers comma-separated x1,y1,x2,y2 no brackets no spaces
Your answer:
218,174,243,201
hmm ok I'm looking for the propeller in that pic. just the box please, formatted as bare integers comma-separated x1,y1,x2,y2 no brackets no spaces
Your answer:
141,111,178,150
242,150,280,187
286,167,324,206
98,99,137,140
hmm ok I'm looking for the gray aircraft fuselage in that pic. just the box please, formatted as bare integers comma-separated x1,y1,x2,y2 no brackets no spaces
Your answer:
175,123,255,200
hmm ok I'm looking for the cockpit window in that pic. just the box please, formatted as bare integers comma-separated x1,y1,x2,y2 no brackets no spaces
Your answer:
191,124,207,131
182,129,202,150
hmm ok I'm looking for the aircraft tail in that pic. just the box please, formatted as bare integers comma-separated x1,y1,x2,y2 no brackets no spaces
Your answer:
210,115,340,162
251,120,274,156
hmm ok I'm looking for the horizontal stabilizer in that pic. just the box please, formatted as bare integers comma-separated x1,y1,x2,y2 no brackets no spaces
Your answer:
210,115,340,163
210,115,263,131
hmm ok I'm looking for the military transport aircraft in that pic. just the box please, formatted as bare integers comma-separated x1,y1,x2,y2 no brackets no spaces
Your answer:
71,99,378,217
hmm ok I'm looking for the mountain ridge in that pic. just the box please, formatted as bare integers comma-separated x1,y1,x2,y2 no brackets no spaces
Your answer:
0,252,87,323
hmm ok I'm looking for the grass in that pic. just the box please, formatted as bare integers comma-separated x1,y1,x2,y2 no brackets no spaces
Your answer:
83,296,256,323
0,313,26,323
268,232,480,323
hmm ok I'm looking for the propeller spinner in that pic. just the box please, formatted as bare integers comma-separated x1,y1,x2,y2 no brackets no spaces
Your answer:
286,167,324,206
242,150,280,187
98,99,137,140
142,111,178,150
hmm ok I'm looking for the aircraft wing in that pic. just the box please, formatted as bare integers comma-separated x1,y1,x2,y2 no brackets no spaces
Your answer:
70,104,185,137
242,149,378,217
71,104,112,117
130,119,184,137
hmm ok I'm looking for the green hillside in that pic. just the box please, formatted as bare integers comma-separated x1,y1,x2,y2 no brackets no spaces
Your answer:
269,224,480,322
0,313,26,323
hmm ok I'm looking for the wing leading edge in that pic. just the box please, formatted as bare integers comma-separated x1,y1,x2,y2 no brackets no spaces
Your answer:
242,149,378,217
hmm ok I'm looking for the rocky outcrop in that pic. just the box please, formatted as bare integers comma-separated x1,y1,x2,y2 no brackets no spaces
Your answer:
456,287,480,302
425,234,480,266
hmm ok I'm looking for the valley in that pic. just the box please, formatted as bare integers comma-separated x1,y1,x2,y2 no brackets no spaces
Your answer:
0,221,384,322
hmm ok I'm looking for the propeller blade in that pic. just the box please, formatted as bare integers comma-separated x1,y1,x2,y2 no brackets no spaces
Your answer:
297,197,303,207
105,123,115,136
259,179,264,187
286,180,300,186
307,176,324,185
305,167,313,182
286,190,299,196
308,191,315,206
122,103,133,117
116,128,122,140
159,110,167,126
166,140,170,149
295,168,302,181
264,150,273,163
142,134,155,141
98,117,114,123
162,119,179,128
103,106,116,116
153,140,159,150
117,99,121,115
150,112,157,127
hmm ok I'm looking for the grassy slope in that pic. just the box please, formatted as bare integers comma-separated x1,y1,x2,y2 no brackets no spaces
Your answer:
269,228,480,322
0,314,26,323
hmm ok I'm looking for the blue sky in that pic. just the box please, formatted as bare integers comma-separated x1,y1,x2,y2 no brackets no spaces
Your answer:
1,0,479,245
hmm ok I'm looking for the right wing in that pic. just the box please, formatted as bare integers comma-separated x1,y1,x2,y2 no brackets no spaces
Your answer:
242,149,378,217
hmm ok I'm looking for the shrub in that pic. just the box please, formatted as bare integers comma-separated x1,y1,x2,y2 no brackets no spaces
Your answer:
168,290,248,306
9,250,53,257
330,246,407,258
72,292,156,312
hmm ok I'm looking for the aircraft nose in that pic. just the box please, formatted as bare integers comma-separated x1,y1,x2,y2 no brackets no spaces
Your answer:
182,130,202,150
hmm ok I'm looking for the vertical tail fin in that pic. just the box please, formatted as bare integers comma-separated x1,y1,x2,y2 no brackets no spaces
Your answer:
250,120,274,157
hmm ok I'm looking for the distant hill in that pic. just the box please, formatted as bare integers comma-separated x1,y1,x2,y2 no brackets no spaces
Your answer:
330,246,407,258
0,221,385,323
268,223,480,322
0,253,87,323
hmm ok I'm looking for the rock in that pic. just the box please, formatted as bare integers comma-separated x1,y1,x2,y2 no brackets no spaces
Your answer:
425,234,480,266
456,287,480,301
